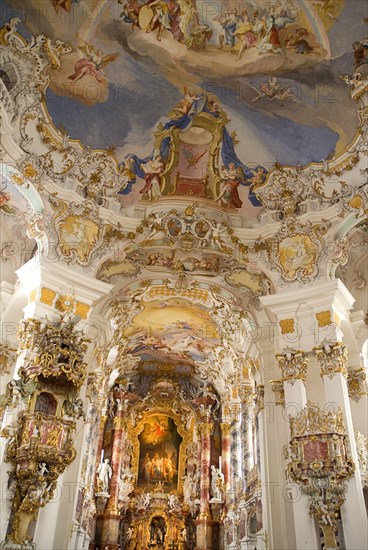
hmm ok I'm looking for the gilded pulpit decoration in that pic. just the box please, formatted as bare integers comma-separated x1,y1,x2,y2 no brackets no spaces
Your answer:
347,368,367,402
287,402,354,549
276,349,308,384
4,317,88,545
313,341,348,379
0,342,16,375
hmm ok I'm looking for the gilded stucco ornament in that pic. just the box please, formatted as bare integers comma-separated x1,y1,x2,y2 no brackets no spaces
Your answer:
0,342,16,375
313,341,348,379
270,380,285,406
276,349,309,384
255,217,330,283
287,402,354,549
354,429,368,487
347,367,367,402
17,317,88,387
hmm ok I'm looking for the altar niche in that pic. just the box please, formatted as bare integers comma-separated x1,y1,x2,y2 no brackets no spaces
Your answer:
149,515,167,548
137,414,183,491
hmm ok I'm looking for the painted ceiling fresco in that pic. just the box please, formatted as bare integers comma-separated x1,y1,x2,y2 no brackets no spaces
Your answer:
1,0,366,218
125,297,220,365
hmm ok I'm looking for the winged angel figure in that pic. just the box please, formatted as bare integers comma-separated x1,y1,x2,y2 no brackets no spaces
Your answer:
68,39,119,84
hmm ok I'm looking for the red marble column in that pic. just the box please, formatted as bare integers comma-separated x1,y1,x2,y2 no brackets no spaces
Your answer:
100,404,126,549
95,414,107,474
106,409,125,513
195,421,213,549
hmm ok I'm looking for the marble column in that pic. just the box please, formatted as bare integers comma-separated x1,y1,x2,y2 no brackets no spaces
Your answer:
195,421,213,550
99,401,126,549
239,386,254,483
220,422,231,494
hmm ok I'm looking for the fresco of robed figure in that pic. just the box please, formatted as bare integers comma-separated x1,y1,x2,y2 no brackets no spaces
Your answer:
138,415,182,490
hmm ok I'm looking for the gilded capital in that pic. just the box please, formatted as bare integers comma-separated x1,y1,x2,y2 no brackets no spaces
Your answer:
270,379,285,406
239,385,254,405
113,416,127,430
276,349,308,384
347,368,367,402
197,422,214,436
220,422,231,436
254,385,264,415
313,341,348,379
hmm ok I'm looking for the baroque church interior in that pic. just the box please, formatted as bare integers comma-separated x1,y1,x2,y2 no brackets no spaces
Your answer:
0,1,367,549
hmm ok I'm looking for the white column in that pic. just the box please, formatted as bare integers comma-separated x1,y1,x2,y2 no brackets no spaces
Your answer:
282,374,319,549
255,386,269,550
320,366,368,549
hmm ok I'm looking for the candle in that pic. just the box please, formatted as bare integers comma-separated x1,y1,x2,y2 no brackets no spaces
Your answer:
219,456,222,472
101,449,104,462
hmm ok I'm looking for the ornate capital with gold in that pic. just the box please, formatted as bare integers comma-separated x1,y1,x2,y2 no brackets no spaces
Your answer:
313,341,348,379
197,421,214,436
220,422,231,436
270,379,285,406
276,349,308,384
347,368,367,402
254,385,264,415
239,385,254,405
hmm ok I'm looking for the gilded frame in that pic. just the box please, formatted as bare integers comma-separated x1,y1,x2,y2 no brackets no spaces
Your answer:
129,405,190,495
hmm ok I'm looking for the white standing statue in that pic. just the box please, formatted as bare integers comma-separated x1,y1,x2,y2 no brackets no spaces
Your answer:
183,473,194,503
97,458,112,493
210,464,224,501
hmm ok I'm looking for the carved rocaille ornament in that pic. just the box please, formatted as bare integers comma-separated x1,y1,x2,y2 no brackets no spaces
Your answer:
287,402,354,549
4,316,88,545
17,317,88,388
313,341,348,379
0,342,16,375
276,349,308,384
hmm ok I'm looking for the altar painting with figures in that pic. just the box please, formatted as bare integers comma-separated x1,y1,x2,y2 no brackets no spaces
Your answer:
137,415,183,491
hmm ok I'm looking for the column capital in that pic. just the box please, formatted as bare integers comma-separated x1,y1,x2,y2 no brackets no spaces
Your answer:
220,422,231,436
347,367,367,401
313,341,348,379
239,385,254,405
197,421,214,436
276,349,308,384
270,379,285,406
113,417,127,430
254,385,264,415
